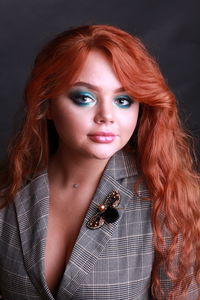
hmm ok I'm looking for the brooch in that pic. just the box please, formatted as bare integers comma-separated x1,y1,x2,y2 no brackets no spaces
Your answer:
87,191,121,229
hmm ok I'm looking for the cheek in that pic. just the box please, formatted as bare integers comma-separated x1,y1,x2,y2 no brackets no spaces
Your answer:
119,107,139,136
53,107,91,135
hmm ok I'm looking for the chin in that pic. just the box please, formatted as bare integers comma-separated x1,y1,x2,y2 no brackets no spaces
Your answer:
88,148,120,161
91,154,113,160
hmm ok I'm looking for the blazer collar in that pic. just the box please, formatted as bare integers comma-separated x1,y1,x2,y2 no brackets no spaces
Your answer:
14,148,137,299
103,147,138,180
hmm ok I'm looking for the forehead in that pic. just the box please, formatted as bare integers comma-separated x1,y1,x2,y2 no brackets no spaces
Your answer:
74,50,122,91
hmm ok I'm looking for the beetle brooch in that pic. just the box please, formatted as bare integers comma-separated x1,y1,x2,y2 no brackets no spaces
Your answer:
87,191,121,230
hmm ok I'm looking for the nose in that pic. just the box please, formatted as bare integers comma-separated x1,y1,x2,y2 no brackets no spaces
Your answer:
94,101,115,124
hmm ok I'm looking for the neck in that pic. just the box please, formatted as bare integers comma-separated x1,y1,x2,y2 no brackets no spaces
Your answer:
48,147,110,190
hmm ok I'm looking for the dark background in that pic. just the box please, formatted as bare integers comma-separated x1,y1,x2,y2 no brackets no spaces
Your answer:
0,0,199,163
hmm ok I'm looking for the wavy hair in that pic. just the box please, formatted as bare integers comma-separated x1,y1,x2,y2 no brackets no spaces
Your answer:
0,25,200,298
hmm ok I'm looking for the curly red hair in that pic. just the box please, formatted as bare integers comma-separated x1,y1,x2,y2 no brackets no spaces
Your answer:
0,25,200,299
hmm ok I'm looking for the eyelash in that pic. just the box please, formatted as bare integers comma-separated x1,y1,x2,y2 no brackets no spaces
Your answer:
113,96,133,108
68,91,96,106
68,90,134,108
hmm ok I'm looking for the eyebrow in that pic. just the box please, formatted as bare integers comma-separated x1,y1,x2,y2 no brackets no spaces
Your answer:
72,81,125,93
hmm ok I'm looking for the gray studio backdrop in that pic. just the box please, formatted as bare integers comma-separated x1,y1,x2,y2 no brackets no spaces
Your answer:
0,0,200,162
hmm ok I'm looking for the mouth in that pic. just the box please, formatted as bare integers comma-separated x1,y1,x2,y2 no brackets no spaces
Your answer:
88,132,116,144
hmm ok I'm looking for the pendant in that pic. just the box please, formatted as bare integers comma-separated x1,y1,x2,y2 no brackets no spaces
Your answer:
72,183,79,188
87,191,121,230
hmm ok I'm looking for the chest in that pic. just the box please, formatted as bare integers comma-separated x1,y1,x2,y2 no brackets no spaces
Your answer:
44,195,91,294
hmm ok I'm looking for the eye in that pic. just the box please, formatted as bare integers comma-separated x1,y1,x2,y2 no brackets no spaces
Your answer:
113,95,134,109
68,90,96,106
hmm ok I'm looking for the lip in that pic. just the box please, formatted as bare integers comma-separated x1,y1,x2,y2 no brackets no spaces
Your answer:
88,132,116,143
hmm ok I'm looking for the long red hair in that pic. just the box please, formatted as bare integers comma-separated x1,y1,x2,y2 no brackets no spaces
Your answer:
0,25,200,299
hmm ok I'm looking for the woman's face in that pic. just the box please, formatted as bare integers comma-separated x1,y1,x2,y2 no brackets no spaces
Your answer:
48,50,139,161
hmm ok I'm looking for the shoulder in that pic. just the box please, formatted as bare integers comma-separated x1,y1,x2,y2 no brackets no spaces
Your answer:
103,148,152,215
0,171,48,223
109,147,150,197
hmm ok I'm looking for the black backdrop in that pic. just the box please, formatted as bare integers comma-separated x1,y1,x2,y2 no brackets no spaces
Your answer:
0,0,199,163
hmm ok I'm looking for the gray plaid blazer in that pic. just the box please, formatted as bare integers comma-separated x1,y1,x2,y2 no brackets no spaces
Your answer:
0,149,199,300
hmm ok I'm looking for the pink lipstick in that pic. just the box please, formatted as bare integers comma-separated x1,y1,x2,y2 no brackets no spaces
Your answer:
88,132,116,143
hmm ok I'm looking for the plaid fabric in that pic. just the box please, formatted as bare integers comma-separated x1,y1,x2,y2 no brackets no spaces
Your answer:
0,149,199,300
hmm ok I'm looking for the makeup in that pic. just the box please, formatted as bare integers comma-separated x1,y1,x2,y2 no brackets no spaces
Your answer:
68,90,96,106
68,89,133,109
88,132,116,143
49,50,139,162
113,95,134,109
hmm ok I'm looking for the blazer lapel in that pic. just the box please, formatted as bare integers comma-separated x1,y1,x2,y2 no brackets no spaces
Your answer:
57,149,138,299
14,148,137,300
14,173,54,299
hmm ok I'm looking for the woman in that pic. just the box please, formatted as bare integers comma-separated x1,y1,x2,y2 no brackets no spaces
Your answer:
0,25,199,300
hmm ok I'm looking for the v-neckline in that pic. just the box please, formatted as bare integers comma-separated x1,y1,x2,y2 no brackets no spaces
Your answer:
14,149,137,299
